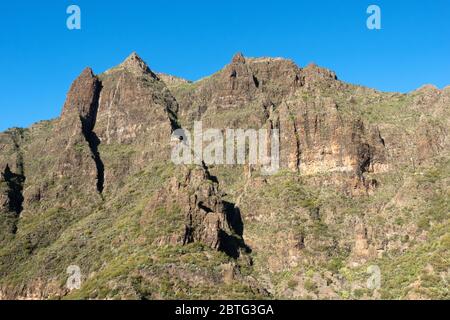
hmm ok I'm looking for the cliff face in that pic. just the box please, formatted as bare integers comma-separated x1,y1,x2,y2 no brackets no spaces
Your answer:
0,53,448,300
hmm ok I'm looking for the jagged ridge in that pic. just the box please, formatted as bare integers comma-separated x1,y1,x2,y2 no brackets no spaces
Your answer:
0,52,448,300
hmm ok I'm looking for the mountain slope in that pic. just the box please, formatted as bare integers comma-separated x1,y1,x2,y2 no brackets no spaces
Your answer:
0,53,448,300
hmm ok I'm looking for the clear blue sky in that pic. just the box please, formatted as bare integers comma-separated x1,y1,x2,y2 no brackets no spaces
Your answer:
1,0,449,131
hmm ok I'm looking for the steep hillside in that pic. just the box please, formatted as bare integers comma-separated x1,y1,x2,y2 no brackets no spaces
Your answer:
0,53,448,299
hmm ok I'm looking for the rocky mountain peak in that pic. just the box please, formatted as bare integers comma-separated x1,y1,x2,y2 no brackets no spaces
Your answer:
119,51,154,75
60,67,101,122
414,84,440,93
231,52,246,64
0,52,449,300
301,62,338,85
80,67,95,78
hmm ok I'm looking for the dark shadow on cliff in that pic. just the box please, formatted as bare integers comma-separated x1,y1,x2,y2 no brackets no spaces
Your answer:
1,165,25,235
218,201,251,259
79,82,105,194
85,131,105,194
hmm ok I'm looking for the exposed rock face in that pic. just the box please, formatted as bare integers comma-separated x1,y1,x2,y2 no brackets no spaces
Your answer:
95,53,179,192
0,279,67,300
174,53,302,128
273,97,381,176
172,53,387,184
0,52,448,300
113,52,158,77
97,53,177,145
56,67,103,195
149,164,247,258
177,165,232,249
34,53,180,199
157,73,191,88
302,63,337,87
60,67,102,129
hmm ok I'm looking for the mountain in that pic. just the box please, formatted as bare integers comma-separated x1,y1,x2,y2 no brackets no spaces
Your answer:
0,52,448,299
